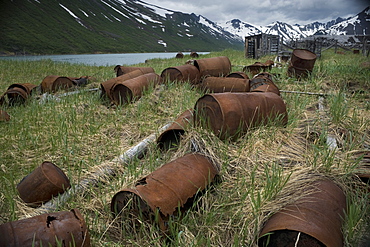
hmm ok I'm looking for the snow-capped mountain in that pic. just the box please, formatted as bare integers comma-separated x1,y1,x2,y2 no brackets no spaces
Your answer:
220,6,369,41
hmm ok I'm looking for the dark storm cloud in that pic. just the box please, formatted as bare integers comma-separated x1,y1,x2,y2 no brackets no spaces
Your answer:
144,0,369,26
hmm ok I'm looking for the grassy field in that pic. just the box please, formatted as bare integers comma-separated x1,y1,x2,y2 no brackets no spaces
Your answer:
0,49,369,246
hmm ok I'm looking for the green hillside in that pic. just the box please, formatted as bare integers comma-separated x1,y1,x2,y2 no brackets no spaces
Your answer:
0,0,243,55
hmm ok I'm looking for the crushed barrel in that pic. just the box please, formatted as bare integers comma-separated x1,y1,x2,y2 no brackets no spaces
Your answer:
250,72,280,95
111,153,219,231
0,83,38,106
156,109,193,150
258,179,346,247
226,71,249,80
41,75,77,93
0,208,90,247
194,92,288,140
17,161,70,207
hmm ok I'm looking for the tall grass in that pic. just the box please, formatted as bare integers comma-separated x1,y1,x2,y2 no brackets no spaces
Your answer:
0,49,369,246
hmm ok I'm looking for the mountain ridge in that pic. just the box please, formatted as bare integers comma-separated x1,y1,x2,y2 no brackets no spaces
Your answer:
0,0,368,55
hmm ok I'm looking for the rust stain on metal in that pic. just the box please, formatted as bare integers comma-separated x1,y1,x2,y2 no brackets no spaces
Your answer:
160,64,200,84
0,83,38,106
0,208,90,247
226,71,249,80
111,153,219,231
250,72,280,95
194,92,288,140
156,109,194,150
198,77,250,93
111,73,161,105
41,75,78,93
244,60,274,77
259,179,346,247
101,69,153,101
17,161,70,207
114,66,154,77
194,56,231,78
287,49,317,79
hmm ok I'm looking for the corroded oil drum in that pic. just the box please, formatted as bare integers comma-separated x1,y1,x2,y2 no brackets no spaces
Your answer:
0,208,90,247
250,72,280,95
176,52,184,58
190,51,199,58
0,83,38,105
17,161,70,207
100,69,151,100
226,71,249,80
194,92,288,140
288,49,317,78
41,75,75,93
194,56,231,78
258,179,346,247
156,109,193,150
198,77,250,93
114,66,154,77
160,64,200,84
111,153,219,231
111,73,161,105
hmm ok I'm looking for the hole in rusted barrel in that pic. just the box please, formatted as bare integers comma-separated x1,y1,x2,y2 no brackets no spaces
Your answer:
17,161,71,207
0,208,90,246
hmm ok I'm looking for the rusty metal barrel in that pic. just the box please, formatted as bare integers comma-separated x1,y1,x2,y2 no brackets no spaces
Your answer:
41,75,77,93
111,153,219,231
160,64,200,84
226,71,249,80
287,49,317,78
258,179,346,247
194,56,231,78
17,161,70,207
0,83,38,106
156,109,193,150
194,92,288,140
114,66,154,77
0,208,90,247
198,77,250,93
111,73,161,105
250,72,280,95
101,69,153,101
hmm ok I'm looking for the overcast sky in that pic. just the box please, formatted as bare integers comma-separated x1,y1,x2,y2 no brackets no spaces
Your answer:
143,0,369,26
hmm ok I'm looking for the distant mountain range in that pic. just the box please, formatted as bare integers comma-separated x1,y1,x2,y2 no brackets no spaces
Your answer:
220,6,370,42
0,0,368,55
